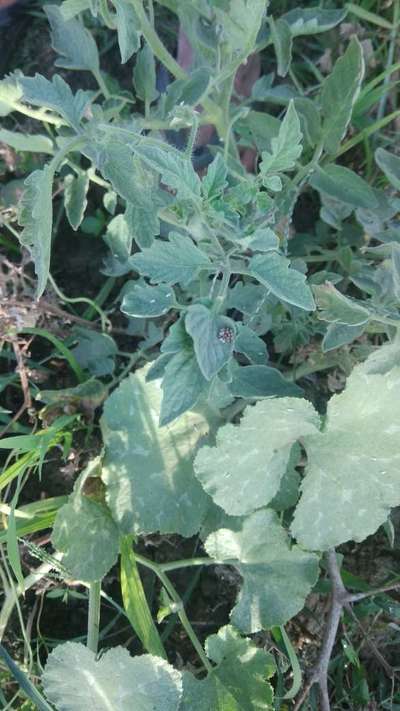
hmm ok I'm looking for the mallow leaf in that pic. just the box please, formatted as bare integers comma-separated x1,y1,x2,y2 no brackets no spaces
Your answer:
51,462,119,582
42,643,182,711
375,147,400,191
292,360,400,550
194,398,319,516
180,625,275,710
309,165,378,210
45,5,100,74
185,305,236,381
260,100,302,175
101,368,211,536
248,252,315,311
18,166,53,298
131,233,211,286
121,283,175,318
205,509,320,632
321,36,364,154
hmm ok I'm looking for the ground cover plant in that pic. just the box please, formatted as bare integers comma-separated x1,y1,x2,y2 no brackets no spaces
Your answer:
0,0,400,708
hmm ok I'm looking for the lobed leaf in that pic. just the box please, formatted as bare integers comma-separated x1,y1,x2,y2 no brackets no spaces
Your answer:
205,509,320,632
194,398,319,516
292,360,400,550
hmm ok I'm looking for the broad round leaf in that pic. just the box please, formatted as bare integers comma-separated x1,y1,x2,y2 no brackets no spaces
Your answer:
42,643,182,711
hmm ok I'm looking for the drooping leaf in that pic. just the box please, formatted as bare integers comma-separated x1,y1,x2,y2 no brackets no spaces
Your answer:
281,8,347,36
121,283,175,318
64,172,89,230
133,42,158,102
185,305,235,380
234,325,268,364
18,166,53,298
321,36,364,154
375,147,400,191
101,368,211,535
52,482,119,582
19,73,92,129
42,643,182,711
292,360,400,550
131,233,211,286
260,101,302,176
133,144,201,203
71,328,117,376
44,4,100,74
229,365,302,398
205,509,320,632
248,252,315,311
270,17,292,77
313,283,370,326
181,625,275,710
0,129,54,154
103,212,132,261
160,349,208,426
195,398,318,516
293,97,321,147
309,165,378,210
112,0,141,63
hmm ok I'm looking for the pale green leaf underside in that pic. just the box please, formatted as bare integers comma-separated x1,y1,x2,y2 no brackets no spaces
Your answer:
64,172,89,231
292,361,400,550
195,398,319,516
375,147,400,191
314,283,370,326
42,643,182,711
18,166,53,298
321,36,364,154
121,283,175,318
101,368,211,536
206,509,319,632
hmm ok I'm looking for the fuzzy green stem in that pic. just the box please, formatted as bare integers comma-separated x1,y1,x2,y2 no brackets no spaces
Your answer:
87,581,101,654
